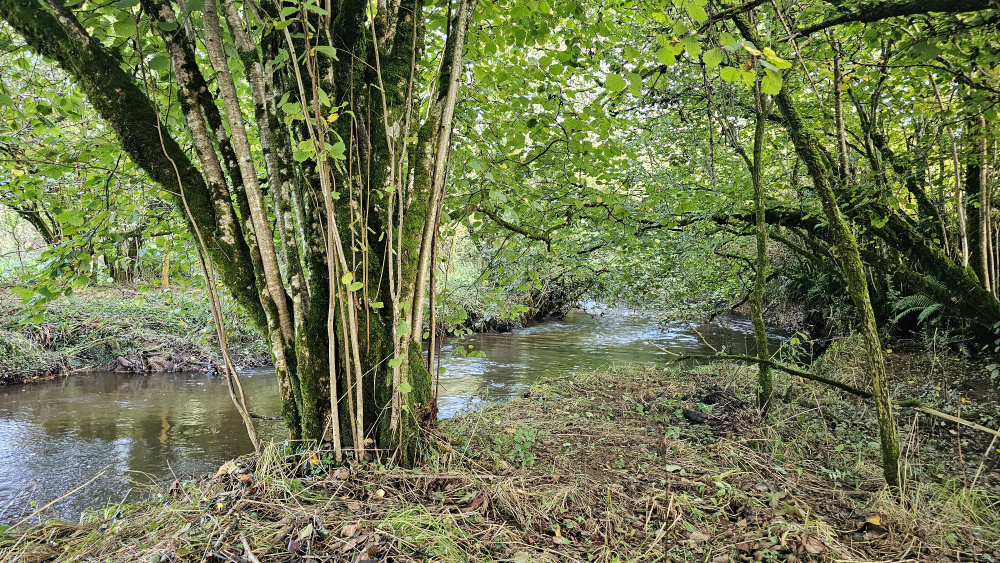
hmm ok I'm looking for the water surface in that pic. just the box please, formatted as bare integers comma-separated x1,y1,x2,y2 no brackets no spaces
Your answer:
434,306,785,416
0,307,782,521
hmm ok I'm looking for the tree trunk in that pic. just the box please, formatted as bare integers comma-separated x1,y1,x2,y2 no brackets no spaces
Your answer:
749,85,772,415
0,0,477,465
731,14,901,488
967,116,989,290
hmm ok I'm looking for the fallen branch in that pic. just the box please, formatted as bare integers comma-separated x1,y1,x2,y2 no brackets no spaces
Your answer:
670,353,867,397
669,353,1000,439
913,405,1000,439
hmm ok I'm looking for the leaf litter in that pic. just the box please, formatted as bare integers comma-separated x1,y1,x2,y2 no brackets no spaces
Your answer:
1,362,998,562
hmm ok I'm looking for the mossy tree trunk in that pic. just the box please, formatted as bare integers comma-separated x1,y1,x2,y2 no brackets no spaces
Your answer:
732,14,901,488
0,0,477,465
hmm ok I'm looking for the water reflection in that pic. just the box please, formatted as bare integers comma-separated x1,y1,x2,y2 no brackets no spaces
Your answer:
0,308,784,522
0,371,283,523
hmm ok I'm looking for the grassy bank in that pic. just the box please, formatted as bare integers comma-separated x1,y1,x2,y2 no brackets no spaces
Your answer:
0,286,269,384
2,362,997,562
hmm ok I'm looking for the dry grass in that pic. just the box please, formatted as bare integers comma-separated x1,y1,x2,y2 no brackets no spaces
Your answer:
1,363,998,562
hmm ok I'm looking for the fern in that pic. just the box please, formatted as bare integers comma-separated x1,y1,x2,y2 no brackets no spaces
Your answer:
892,294,942,325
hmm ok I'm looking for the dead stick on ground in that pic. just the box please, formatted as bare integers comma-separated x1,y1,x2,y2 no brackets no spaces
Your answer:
669,353,1000,439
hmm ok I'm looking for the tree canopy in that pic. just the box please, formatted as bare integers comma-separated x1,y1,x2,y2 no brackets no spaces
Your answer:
1,0,999,484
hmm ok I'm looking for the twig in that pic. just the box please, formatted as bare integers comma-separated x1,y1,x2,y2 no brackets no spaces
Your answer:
11,465,111,528
240,532,262,563
670,353,1000,438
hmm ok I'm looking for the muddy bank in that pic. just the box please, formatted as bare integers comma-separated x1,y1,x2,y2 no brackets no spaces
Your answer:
0,286,269,384
2,363,996,562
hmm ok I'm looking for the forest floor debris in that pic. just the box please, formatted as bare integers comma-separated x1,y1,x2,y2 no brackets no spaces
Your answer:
2,362,997,562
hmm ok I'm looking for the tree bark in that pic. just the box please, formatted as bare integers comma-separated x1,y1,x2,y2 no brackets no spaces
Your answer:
0,0,476,465
731,13,901,488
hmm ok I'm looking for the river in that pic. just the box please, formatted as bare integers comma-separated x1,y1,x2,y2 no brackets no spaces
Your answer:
0,307,787,522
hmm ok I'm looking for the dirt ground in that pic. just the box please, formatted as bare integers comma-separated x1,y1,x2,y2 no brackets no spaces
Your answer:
2,360,997,563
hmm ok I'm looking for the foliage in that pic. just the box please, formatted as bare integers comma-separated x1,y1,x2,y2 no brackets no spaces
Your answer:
0,34,194,296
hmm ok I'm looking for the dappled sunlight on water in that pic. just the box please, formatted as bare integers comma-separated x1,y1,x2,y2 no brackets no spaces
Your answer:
434,306,788,417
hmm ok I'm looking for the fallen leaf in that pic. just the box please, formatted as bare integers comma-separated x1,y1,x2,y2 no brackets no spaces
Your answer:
216,460,237,476
865,515,882,526
342,524,360,537
346,501,363,511
800,534,826,555
462,493,486,513
236,474,254,483
687,531,711,544
339,535,364,553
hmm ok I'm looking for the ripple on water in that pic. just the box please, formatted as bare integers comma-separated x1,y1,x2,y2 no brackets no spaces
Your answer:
1,312,782,521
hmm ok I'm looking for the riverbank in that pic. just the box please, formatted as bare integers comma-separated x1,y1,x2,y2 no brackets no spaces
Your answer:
0,286,269,384
3,362,996,562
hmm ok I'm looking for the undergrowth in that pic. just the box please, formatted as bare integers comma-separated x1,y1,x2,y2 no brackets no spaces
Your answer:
0,286,268,383
1,362,997,562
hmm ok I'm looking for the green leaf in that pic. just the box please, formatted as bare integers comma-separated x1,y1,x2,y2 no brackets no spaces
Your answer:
303,1,329,14
681,36,701,57
911,40,942,61
113,18,136,36
702,48,723,68
341,272,354,285
348,281,363,291
627,73,643,97
149,53,170,73
394,319,409,337
388,356,404,368
761,70,782,95
157,21,179,31
605,73,626,92
656,47,676,66
398,381,413,394
313,45,339,61
720,66,740,82
329,140,346,160
686,4,708,22
719,32,738,48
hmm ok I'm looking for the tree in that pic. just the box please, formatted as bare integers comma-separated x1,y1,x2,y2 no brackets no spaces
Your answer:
0,0,476,463
0,45,187,290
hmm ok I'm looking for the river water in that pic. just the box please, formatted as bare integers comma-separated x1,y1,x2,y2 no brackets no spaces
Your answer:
0,307,786,522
